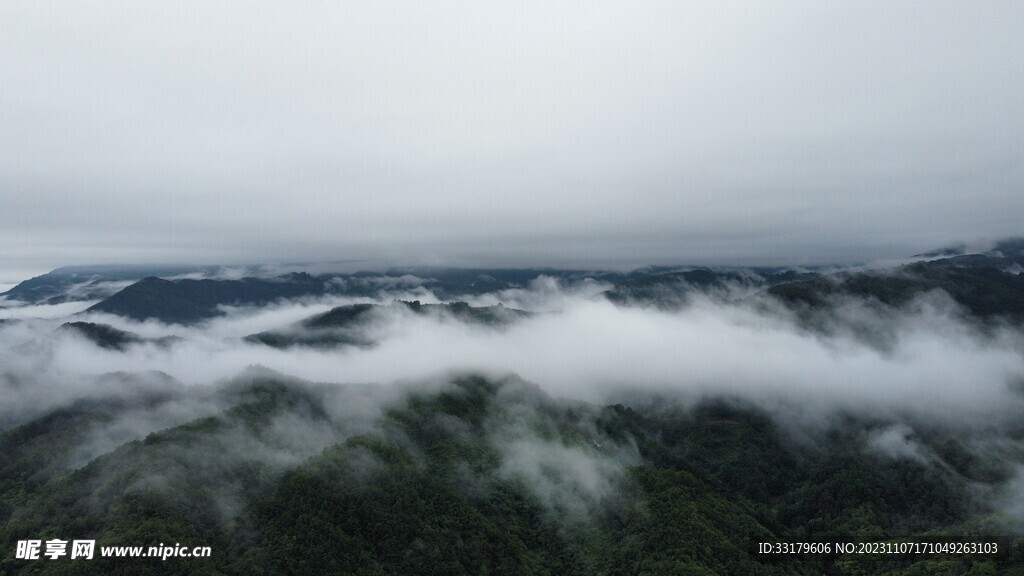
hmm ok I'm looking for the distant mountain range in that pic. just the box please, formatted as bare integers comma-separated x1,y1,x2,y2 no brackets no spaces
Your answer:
3,237,1024,325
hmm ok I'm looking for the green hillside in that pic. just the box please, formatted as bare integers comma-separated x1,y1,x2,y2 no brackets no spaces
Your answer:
1,373,1020,575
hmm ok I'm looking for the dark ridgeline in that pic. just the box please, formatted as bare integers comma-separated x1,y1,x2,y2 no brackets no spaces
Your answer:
245,301,531,350
6,237,1023,325
86,274,329,324
58,322,180,351
60,269,615,324
1,265,210,305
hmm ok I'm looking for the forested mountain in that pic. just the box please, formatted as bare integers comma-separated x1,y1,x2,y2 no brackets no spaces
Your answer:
0,371,1019,575
57,322,179,351
767,262,1024,322
245,301,530,350
85,275,331,324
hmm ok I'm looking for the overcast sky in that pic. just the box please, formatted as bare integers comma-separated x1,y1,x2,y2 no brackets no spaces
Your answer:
2,1,1022,279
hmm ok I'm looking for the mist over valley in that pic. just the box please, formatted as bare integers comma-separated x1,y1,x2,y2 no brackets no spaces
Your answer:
2,241,1024,574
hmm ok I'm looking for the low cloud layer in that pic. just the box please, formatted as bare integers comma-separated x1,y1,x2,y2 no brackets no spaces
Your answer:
1,280,1022,429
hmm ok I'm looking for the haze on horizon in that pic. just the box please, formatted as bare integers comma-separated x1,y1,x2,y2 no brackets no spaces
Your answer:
2,1,1022,279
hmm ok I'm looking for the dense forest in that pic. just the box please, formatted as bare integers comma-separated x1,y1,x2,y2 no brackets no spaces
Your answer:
0,371,1021,575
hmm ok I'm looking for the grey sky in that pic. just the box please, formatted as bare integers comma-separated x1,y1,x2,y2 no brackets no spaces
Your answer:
2,1,1022,279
